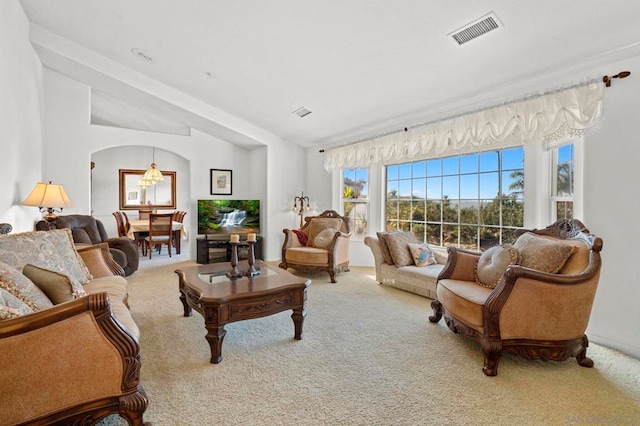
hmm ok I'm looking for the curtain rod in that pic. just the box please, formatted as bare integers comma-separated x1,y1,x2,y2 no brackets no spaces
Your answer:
319,71,630,153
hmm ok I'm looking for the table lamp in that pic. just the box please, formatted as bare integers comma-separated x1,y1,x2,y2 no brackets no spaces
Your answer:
22,181,72,222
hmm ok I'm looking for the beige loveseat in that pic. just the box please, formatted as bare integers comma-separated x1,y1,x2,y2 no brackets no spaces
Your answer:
0,229,147,425
365,232,448,299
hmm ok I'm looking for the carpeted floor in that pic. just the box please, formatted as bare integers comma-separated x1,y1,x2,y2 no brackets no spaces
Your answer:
103,252,640,425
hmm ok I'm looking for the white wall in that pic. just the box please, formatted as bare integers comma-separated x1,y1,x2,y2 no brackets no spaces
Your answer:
305,56,640,359
40,69,304,260
0,1,44,232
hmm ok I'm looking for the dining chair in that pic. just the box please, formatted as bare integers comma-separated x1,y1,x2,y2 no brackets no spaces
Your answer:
144,213,173,259
112,211,127,238
172,211,187,247
138,210,153,220
122,211,145,249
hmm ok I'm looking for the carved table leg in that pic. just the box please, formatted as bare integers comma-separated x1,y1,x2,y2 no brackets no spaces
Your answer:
291,306,306,340
179,291,192,317
205,325,226,364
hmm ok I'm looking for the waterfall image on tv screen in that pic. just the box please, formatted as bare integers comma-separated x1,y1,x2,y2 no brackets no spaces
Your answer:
198,200,260,235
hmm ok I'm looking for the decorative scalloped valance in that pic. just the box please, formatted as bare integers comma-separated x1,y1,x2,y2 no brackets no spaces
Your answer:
324,82,604,170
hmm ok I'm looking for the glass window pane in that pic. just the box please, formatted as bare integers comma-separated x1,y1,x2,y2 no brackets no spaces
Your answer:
398,221,411,232
502,170,524,196
385,220,398,232
412,200,426,221
443,157,459,175
460,174,478,199
426,200,441,222
387,181,399,199
399,163,412,179
387,165,398,181
460,201,479,225
411,223,425,242
412,178,426,199
480,227,500,250
427,159,442,177
399,180,411,198
556,201,574,219
398,201,412,221
426,177,442,199
460,154,479,174
460,225,477,249
502,147,524,170
479,173,499,199
480,200,500,225
443,176,459,199
443,200,458,223
480,151,498,172
427,224,441,246
343,202,354,220
353,203,368,237
412,161,427,178
343,169,355,182
502,199,524,227
386,200,398,222
443,224,458,247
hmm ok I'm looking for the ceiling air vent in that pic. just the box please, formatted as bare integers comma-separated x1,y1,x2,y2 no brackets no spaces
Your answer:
449,12,502,45
293,107,312,118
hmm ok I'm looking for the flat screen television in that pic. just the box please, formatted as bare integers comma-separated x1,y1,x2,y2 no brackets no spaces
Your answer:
198,199,260,236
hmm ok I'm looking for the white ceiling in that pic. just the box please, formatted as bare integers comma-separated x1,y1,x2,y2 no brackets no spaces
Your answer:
19,0,640,150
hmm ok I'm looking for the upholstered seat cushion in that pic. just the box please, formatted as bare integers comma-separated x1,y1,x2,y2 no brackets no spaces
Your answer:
437,278,493,332
83,275,138,338
285,247,329,265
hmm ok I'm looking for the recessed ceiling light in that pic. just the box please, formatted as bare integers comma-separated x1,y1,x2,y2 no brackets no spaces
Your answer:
131,48,154,63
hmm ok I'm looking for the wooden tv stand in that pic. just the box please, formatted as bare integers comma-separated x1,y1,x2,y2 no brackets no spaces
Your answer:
196,236,263,264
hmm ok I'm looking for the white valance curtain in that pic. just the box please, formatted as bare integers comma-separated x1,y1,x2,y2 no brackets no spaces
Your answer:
323,81,604,171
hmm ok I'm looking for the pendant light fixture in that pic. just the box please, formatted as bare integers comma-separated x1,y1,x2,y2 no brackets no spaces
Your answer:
142,148,164,185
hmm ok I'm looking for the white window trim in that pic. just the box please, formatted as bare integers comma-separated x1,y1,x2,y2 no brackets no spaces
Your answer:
548,136,583,222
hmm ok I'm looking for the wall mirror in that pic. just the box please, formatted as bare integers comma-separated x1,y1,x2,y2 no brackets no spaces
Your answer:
119,169,177,210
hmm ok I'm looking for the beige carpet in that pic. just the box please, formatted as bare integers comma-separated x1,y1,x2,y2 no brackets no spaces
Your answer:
103,253,640,425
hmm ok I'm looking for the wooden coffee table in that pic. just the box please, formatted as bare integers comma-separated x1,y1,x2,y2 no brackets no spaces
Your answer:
175,260,310,363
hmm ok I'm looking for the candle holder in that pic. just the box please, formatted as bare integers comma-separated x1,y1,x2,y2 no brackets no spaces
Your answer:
244,240,260,277
226,242,243,279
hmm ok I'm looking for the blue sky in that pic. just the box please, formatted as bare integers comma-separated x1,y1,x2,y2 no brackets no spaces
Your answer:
386,147,524,200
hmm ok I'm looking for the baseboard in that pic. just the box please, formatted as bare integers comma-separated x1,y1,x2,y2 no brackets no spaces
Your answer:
589,333,640,360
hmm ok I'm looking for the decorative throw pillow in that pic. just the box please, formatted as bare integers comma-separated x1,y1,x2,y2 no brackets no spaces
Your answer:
0,229,92,285
513,232,576,273
0,305,23,320
376,231,397,265
292,229,308,246
408,243,437,267
0,276,42,312
474,245,520,288
313,228,338,249
23,264,87,304
305,218,343,247
383,231,419,267
0,260,53,310
0,288,35,317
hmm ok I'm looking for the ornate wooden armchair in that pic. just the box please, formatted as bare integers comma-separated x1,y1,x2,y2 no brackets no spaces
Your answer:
429,219,603,376
280,210,351,283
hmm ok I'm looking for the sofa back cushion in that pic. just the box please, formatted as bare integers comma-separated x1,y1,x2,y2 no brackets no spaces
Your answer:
383,231,419,267
305,218,344,247
0,229,93,286
474,245,520,288
376,231,397,265
0,261,53,310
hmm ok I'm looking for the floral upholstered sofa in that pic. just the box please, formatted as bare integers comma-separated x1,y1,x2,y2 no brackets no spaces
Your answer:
0,229,147,425
365,231,448,299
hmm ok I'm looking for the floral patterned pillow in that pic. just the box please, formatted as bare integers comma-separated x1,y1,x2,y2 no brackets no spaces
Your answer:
408,243,437,267
0,229,92,286
0,261,53,310
0,287,35,318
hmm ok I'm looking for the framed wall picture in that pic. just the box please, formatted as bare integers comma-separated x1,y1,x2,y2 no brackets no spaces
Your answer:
210,169,232,195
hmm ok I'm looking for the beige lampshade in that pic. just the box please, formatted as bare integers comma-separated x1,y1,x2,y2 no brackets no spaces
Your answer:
22,182,72,221
142,163,164,184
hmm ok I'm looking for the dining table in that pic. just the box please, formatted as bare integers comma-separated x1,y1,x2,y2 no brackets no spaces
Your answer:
126,219,187,254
